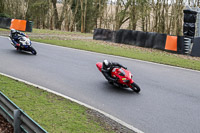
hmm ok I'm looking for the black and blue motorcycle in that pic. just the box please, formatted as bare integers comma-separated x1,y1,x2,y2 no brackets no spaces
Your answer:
9,34,37,55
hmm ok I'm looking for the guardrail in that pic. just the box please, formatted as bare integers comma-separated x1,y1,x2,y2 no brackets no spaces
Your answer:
0,91,47,133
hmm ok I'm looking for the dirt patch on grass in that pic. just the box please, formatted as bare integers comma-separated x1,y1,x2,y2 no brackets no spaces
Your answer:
0,114,13,133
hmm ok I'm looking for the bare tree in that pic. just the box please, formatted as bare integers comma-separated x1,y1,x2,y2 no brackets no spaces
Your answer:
115,0,131,30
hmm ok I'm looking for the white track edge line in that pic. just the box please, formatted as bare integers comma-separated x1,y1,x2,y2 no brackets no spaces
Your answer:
1,35,199,73
0,72,144,133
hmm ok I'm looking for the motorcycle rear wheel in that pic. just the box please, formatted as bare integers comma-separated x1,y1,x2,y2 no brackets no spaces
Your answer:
131,82,141,93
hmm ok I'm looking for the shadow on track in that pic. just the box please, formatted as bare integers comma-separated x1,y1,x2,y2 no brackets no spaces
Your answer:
100,81,139,95
10,49,36,56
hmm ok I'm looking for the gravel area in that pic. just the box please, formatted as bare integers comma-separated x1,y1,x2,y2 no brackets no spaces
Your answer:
87,109,136,133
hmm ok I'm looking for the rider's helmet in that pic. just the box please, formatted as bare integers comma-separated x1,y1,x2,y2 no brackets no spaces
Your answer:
103,60,111,70
11,29,16,34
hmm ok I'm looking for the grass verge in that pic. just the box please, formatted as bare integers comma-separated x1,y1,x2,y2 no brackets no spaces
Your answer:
0,75,114,133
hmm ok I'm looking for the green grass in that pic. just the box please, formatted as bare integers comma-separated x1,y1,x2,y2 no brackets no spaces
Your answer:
31,38,200,71
0,75,114,133
0,28,10,31
32,28,93,37
0,28,93,37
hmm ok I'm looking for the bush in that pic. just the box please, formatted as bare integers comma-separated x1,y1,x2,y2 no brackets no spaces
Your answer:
0,13,11,18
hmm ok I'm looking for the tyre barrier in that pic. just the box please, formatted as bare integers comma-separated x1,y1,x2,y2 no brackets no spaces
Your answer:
111,31,116,42
93,28,113,41
177,36,185,54
145,32,157,48
184,9,197,23
153,33,167,50
136,31,147,47
0,17,33,32
121,30,133,45
25,21,33,32
114,29,126,43
131,30,138,45
183,22,195,37
0,17,11,29
190,37,200,57
183,9,197,40
114,30,138,45
184,37,192,54
93,28,200,57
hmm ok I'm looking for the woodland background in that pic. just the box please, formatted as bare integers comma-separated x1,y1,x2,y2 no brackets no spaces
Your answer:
0,0,199,35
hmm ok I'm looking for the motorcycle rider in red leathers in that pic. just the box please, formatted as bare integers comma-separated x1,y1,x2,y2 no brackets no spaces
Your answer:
101,60,127,83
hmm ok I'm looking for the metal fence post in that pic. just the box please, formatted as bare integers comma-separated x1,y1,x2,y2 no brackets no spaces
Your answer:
14,109,22,133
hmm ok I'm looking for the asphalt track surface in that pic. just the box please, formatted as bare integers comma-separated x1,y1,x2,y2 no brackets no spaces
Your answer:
1,36,200,133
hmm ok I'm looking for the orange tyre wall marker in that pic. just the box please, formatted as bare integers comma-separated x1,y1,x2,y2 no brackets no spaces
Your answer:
165,35,178,51
10,19,27,31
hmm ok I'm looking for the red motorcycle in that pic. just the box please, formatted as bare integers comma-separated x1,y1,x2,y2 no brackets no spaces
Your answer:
96,62,141,93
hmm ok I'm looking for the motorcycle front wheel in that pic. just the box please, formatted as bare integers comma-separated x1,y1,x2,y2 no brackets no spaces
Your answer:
131,82,141,93
29,47,37,55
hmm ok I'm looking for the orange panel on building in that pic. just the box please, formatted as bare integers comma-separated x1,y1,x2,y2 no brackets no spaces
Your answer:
10,19,27,31
165,35,178,51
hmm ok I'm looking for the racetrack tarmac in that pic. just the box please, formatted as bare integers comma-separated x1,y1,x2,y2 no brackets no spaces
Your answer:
1,36,200,133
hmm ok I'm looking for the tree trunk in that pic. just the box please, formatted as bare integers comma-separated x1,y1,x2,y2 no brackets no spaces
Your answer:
52,0,59,29
80,0,84,33
84,0,87,32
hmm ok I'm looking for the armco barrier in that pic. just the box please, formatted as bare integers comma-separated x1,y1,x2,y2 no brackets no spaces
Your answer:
0,91,47,133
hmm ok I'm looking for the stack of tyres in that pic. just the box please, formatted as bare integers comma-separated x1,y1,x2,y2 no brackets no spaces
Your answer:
183,10,197,40
183,9,197,54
